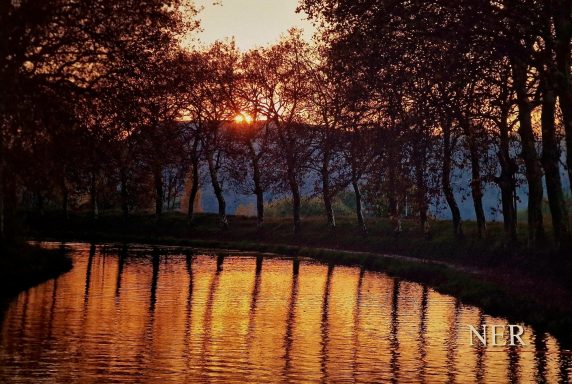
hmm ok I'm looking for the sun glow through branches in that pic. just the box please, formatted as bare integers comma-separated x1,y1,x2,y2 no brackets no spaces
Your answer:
234,113,254,124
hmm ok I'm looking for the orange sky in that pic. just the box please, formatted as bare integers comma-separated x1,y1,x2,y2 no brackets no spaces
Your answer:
193,0,315,50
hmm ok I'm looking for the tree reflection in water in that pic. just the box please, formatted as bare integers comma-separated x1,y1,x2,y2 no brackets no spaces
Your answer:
0,243,569,383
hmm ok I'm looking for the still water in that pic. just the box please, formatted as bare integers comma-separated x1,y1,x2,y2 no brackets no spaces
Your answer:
0,243,570,383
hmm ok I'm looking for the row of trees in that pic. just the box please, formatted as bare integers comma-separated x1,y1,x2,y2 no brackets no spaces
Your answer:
2,0,571,248
0,0,196,240
296,0,572,246
209,34,366,234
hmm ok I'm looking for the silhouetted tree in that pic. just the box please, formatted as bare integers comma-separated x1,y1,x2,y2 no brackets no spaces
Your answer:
245,30,314,234
187,42,239,229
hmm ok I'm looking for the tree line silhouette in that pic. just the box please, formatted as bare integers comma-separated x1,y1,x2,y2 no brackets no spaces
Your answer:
298,0,572,246
1,0,571,248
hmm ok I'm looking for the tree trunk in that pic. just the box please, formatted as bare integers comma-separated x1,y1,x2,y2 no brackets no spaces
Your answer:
540,73,569,244
462,119,487,238
288,166,301,234
165,178,172,213
255,188,264,230
187,161,200,222
414,143,430,237
206,153,228,229
61,172,69,220
387,162,402,235
37,192,44,217
321,158,336,230
416,178,430,237
322,188,335,229
154,167,163,220
442,120,463,238
3,173,16,242
120,168,129,222
511,58,545,245
249,143,264,230
352,177,367,234
90,172,99,220
496,114,517,242
0,152,4,243
553,3,572,188
0,62,7,244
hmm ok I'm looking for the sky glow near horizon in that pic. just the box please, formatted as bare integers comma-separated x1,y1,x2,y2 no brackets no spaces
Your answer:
193,0,315,51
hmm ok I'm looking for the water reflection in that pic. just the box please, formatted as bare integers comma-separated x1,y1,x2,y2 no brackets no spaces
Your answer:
247,256,262,349
183,251,194,374
320,264,333,383
475,312,487,384
351,268,365,383
535,332,548,384
561,352,572,384
0,243,570,383
149,248,160,312
282,260,299,380
390,279,400,383
115,244,127,299
83,243,95,306
417,286,429,384
445,299,461,383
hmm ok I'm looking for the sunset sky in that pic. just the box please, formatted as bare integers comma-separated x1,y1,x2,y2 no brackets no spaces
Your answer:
194,0,315,50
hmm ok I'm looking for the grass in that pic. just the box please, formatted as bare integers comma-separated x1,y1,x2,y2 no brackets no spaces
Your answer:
22,210,572,348
25,210,572,267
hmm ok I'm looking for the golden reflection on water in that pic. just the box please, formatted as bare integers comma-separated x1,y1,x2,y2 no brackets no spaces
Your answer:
0,243,570,383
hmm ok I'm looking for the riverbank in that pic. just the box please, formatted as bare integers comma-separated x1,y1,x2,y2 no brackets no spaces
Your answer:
0,243,73,307
25,211,572,347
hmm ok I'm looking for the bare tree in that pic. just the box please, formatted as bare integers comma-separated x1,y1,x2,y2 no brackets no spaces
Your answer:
187,42,239,229
245,31,314,234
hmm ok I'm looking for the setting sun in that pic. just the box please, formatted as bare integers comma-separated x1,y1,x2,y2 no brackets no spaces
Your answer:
234,113,254,124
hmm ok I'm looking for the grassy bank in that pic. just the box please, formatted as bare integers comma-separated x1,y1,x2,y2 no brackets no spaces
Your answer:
24,211,572,347
25,210,572,280
0,243,73,306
